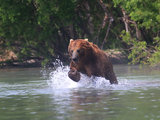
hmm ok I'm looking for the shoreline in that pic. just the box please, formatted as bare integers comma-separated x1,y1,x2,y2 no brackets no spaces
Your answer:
0,50,128,69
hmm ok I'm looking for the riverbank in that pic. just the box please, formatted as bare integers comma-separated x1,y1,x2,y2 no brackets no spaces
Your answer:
105,49,128,64
0,49,128,69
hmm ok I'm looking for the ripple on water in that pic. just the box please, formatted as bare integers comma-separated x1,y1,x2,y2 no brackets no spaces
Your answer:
45,66,160,91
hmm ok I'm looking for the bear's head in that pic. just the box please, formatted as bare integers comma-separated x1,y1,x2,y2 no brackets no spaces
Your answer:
68,39,90,63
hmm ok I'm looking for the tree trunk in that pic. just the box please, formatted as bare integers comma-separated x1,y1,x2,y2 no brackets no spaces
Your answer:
100,17,113,49
84,1,94,36
121,7,130,33
121,7,142,40
68,24,74,39
94,12,108,45
132,21,142,40
97,0,114,49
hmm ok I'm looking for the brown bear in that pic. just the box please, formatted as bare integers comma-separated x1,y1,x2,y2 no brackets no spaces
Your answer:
68,39,118,84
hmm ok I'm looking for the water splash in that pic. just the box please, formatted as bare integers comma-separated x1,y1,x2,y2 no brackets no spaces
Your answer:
47,66,78,89
46,66,124,90
43,61,160,91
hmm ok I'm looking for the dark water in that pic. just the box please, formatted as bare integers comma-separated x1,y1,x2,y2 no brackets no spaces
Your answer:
0,65,160,120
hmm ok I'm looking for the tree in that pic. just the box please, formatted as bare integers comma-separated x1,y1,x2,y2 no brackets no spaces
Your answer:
113,0,160,65
0,0,159,66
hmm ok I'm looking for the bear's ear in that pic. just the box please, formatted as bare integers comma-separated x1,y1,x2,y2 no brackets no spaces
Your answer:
70,39,74,42
84,38,88,41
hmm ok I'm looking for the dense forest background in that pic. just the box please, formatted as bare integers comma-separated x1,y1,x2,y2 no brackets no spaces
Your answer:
0,0,159,66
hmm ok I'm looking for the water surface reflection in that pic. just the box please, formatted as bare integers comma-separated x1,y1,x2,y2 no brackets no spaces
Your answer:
0,65,160,120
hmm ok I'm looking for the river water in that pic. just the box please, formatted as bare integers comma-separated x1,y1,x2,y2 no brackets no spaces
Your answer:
0,65,160,120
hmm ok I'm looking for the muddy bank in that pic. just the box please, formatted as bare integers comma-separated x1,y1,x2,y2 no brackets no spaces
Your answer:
0,49,128,68
105,49,128,64
0,59,42,68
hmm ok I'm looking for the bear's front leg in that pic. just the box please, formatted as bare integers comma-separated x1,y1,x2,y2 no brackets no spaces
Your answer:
68,69,81,82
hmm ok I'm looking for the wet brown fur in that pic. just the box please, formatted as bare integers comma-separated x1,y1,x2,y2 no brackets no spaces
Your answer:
68,39,118,84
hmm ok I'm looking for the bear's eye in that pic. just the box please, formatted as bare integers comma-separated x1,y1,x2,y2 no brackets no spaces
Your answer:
77,49,80,53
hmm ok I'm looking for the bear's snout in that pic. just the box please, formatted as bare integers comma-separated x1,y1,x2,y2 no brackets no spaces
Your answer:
72,51,79,62
72,57,78,62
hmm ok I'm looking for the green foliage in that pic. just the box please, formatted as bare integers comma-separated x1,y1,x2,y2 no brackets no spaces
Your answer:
0,0,76,64
121,31,149,64
148,37,160,65
0,0,159,66
113,0,160,27
113,0,160,65
121,31,160,65
41,58,49,67
113,0,160,33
